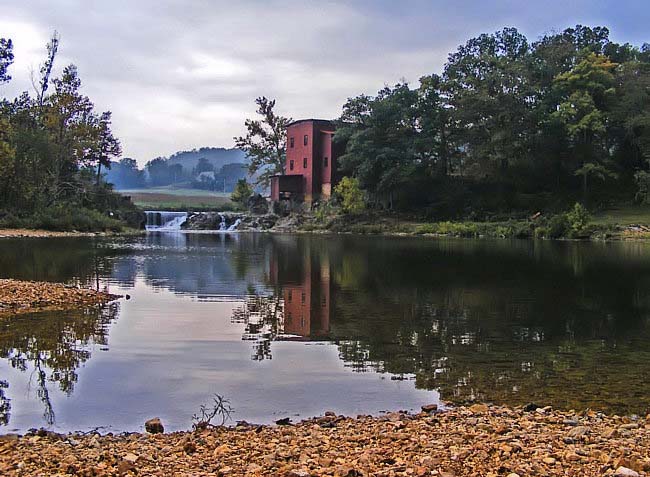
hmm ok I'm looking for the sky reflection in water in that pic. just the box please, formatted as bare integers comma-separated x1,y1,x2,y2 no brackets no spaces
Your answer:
1,233,650,433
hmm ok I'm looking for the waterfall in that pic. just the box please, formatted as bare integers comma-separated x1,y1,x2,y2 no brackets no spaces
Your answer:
145,211,188,231
218,213,227,231
227,218,242,231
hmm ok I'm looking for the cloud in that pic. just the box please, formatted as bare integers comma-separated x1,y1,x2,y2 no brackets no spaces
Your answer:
1,0,649,165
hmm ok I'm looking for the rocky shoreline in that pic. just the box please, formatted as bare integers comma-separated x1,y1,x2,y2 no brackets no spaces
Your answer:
0,228,143,239
1,404,648,476
0,279,121,316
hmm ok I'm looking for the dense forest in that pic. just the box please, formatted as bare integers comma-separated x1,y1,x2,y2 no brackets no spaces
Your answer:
0,34,141,230
334,25,650,218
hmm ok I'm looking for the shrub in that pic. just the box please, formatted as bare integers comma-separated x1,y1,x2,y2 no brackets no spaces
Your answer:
414,223,438,235
0,206,125,232
334,177,365,215
547,214,569,239
436,221,478,237
414,221,478,237
348,224,385,234
231,179,253,208
534,226,547,238
566,202,591,233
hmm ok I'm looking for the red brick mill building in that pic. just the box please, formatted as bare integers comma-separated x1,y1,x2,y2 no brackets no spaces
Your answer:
270,119,343,204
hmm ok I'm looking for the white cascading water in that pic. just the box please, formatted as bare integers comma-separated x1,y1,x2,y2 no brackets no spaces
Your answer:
145,211,188,231
227,219,242,231
218,213,227,231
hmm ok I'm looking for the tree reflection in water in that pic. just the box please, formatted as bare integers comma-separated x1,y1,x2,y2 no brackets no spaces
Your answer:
0,304,119,426
233,235,650,415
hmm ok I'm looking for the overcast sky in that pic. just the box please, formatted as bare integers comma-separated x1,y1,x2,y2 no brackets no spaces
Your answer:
1,0,649,165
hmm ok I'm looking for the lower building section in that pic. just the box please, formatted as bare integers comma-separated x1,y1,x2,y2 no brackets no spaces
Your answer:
270,174,333,204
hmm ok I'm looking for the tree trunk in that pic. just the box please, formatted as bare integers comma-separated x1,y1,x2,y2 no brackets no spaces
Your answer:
96,162,102,186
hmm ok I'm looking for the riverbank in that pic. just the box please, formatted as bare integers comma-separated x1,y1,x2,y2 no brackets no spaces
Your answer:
0,228,145,239
0,279,121,316
180,205,650,242
276,213,648,242
1,404,648,476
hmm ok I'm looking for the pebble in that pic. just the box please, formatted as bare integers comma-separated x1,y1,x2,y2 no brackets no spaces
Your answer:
2,405,649,476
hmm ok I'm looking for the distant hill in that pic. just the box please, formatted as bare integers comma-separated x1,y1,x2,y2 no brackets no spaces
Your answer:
105,147,258,193
166,147,247,174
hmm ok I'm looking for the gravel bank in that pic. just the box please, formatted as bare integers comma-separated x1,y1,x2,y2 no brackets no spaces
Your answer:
0,229,144,238
0,279,121,316
1,404,649,476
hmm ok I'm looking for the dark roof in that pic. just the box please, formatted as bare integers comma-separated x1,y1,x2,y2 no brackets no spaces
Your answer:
286,118,334,128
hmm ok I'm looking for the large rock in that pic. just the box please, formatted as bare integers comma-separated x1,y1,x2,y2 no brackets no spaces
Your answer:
247,194,268,214
145,417,164,434
615,467,640,477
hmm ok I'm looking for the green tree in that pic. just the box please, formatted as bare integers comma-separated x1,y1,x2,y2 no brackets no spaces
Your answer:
334,176,365,215
231,179,253,208
337,83,419,208
89,111,121,185
0,33,141,230
552,53,618,201
443,27,535,179
0,38,14,84
234,97,291,188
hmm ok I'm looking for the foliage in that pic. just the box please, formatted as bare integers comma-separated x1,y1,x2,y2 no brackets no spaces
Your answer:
334,177,365,215
231,179,253,208
635,170,650,204
546,214,570,239
191,394,234,429
414,222,479,237
0,206,125,232
0,38,13,84
234,97,291,188
0,33,139,231
334,25,650,214
566,202,592,233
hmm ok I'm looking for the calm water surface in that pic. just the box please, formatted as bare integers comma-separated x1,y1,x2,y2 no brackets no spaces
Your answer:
1,233,649,433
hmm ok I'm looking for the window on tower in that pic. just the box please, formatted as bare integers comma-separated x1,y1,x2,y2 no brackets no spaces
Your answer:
289,160,294,171
304,135,308,146
290,137,294,148
324,157,328,168
303,157,308,169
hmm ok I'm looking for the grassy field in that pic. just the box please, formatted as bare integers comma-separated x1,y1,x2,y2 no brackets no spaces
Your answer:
118,187,233,211
592,204,650,226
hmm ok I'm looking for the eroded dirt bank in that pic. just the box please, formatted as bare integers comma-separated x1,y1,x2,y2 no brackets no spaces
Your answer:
1,404,648,476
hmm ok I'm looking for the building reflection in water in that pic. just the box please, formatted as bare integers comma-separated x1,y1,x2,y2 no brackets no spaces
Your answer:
233,239,332,360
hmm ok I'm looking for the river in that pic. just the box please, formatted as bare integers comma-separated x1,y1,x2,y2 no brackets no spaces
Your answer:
0,233,649,433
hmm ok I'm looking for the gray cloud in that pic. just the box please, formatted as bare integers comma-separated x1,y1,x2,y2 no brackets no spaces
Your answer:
1,0,649,164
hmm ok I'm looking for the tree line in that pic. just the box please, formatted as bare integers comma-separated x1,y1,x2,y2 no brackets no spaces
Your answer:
239,25,650,218
0,33,141,230
334,25,650,216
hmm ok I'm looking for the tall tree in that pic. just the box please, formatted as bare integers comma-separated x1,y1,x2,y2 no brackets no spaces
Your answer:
0,38,13,84
44,64,95,201
551,53,618,200
337,83,419,208
34,32,60,108
443,27,535,180
89,111,121,185
234,97,291,188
